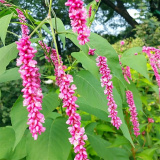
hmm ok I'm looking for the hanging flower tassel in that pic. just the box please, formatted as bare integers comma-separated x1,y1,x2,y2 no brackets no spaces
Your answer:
39,42,89,160
126,91,140,137
16,37,45,140
143,46,160,97
65,0,90,45
96,56,122,129
16,9,29,38
16,10,45,140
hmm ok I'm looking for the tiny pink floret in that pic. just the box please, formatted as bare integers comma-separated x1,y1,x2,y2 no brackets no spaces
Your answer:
126,90,140,137
96,56,122,129
88,48,95,56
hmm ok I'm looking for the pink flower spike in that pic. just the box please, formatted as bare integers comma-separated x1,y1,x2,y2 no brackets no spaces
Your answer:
126,90,140,137
16,37,45,140
65,0,90,45
39,42,89,160
89,5,92,18
143,46,160,98
16,9,29,38
95,0,99,2
96,56,122,129
88,48,95,56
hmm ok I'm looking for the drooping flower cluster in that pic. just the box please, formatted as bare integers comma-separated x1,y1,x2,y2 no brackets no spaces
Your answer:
119,55,140,136
39,42,89,160
16,10,45,140
16,37,45,140
143,46,160,97
96,56,122,129
16,9,29,38
126,90,140,137
119,55,132,84
88,48,95,56
65,0,90,45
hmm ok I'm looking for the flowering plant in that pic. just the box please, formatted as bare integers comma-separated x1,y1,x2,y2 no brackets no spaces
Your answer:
0,0,159,160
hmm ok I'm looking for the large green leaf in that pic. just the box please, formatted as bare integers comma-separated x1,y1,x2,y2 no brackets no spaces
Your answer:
66,32,126,86
0,13,13,45
0,68,20,83
10,96,28,150
26,118,71,160
11,131,28,160
10,92,60,150
72,51,99,79
85,123,130,160
0,42,18,75
121,55,149,80
123,47,142,57
0,127,15,159
41,92,60,117
74,71,134,146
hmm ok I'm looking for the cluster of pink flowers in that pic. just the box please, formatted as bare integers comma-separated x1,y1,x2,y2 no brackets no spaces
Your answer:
126,90,140,137
96,56,122,129
16,9,29,38
16,11,45,140
65,0,90,45
0,0,6,3
148,118,154,123
0,0,11,6
39,42,89,160
88,48,95,55
119,55,132,84
143,46,160,97
119,55,140,136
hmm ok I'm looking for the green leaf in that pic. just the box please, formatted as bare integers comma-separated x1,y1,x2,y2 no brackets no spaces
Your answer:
0,42,18,75
10,92,60,150
136,148,157,160
127,80,143,112
67,32,126,87
11,131,28,160
85,123,130,160
77,97,109,121
74,71,134,146
123,47,142,57
73,71,108,114
41,92,60,117
0,68,20,83
10,96,28,150
0,127,15,159
0,13,13,45
121,55,149,80
30,37,44,43
72,51,99,79
26,118,71,160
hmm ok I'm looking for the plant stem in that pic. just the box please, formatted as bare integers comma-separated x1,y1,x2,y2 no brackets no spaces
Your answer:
29,18,47,37
7,31,20,38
